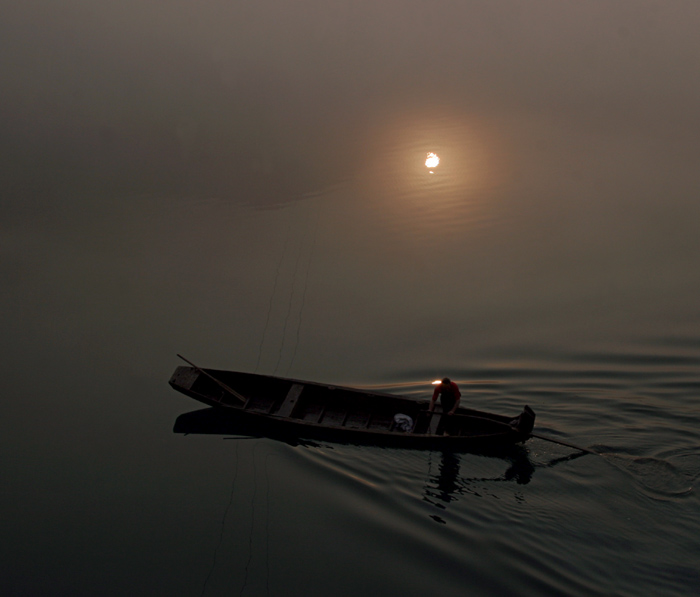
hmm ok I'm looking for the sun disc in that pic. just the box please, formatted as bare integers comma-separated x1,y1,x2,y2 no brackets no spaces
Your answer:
425,152,440,169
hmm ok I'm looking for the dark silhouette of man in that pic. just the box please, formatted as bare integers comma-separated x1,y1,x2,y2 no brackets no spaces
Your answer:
429,377,461,434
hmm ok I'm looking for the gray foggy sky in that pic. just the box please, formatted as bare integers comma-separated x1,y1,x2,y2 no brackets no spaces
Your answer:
3,1,700,213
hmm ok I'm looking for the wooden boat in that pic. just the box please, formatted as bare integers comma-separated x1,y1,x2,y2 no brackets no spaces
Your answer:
169,359,535,450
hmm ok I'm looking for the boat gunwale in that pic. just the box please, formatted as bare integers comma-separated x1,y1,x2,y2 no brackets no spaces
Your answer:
169,366,528,443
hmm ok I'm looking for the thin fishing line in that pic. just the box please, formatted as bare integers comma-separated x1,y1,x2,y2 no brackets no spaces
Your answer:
255,227,291,373
200,442,240,597
286,201,321,374
263,451,272,597
272,234,304,374
239,442,259,597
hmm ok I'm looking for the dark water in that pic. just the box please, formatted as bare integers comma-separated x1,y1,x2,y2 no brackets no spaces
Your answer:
3,2,700,595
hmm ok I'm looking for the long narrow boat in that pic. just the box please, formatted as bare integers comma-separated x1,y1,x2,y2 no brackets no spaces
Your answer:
169,361,535,450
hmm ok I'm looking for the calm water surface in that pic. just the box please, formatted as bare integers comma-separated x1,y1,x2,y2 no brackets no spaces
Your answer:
3,1,700,595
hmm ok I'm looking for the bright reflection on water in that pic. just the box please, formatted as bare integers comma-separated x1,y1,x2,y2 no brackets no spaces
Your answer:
3,0,700,595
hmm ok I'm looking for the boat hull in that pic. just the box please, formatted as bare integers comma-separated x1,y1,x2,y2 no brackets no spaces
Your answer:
169,366,534,450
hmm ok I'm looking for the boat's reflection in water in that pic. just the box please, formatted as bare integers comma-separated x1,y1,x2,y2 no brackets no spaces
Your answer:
175,407,262,436
175,408,538,514
423,447,536,522
174,407,345,447
174,408,534,459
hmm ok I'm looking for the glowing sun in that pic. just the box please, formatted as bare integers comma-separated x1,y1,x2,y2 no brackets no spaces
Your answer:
425,152,440,170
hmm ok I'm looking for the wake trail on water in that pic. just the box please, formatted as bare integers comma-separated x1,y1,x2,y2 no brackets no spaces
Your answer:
602,453,695,500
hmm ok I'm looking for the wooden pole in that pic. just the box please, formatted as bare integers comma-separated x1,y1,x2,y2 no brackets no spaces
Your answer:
530,432,598,456
176,354,247,404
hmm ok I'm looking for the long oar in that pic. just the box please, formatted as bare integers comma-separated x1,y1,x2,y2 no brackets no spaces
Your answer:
447,415,598,455
177,354,246,404
530,432,599,456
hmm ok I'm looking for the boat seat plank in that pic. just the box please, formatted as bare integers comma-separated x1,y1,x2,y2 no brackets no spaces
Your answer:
428,410,442,435
276,384,304,418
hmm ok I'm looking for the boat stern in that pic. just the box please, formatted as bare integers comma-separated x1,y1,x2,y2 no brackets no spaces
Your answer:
169,366,200,392
510,405,536,435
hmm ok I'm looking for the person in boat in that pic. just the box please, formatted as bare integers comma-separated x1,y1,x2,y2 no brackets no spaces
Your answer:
428,377,461,434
